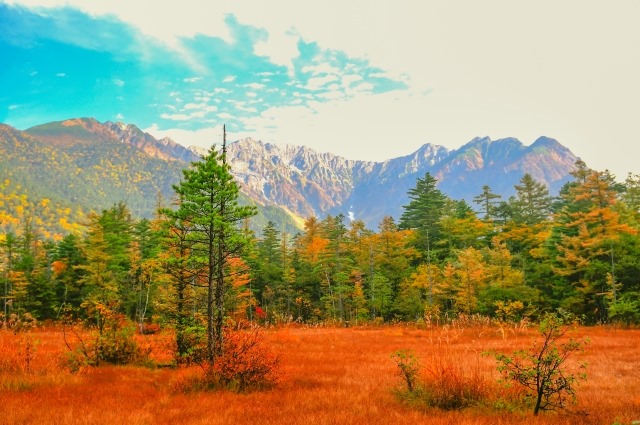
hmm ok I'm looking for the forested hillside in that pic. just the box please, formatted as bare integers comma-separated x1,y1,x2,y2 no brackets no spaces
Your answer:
0,120,301,238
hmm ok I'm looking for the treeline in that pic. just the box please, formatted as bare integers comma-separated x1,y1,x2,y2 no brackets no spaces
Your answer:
2,159,640,327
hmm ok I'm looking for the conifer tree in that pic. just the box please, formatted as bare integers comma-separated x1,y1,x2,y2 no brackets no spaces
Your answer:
163,127,256,365
473,184,502,220
399,172,447,259
552,166,636,320
511,174,553,225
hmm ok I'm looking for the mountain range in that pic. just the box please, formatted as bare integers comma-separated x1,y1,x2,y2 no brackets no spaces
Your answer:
224,133,577,227
0,118,579,235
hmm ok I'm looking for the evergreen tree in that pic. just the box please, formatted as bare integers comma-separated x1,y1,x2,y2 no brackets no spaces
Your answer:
1,232,19,322
552,167,636,321
158,204,201,361
75,221,119,329
399,172,448,259
254,221,284,318
473,185,502,220
509,174,553,225
51,234,86,317
163,128,256,364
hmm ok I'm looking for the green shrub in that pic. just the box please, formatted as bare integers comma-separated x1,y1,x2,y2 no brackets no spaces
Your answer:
391,350,420,393
63,309,149,369
487,312,589,415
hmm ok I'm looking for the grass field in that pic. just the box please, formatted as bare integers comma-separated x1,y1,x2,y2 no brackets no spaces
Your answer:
1,323,639,424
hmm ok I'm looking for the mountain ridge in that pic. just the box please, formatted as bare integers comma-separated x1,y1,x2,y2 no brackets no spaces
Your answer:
1,117,580,232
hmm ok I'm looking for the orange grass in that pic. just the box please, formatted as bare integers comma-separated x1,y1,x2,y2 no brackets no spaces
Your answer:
0,324,638,424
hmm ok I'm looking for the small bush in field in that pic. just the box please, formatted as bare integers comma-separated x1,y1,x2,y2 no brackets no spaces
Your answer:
176,324,208,365
392,345,499,411
391,350,420,393
487,312,589,415
393,352,492,411
63,309,150,369
1,312,38,333
96,321,142,365
0,331,38,374
211,328,279,392
419,358,491,410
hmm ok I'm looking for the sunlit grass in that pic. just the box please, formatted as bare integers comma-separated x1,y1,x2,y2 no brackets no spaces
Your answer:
0,324,638,424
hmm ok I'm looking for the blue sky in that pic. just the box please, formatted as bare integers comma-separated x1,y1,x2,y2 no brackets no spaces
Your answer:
0,4,405,134
1,1,640,177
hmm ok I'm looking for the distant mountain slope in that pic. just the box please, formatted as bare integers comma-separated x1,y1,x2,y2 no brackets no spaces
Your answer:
432,136,577,201
0,119,302,236
21,118,186,218
0,117,581,236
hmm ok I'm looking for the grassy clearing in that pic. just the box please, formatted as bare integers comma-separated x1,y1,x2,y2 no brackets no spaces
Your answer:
0,324,638,424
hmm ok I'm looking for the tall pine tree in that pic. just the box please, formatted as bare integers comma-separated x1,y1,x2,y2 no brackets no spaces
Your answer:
163,126,256,365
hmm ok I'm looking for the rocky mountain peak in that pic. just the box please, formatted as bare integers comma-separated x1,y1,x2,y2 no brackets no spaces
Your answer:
188,145,208,157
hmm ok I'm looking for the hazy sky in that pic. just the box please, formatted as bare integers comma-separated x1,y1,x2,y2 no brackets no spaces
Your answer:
1,1,639,178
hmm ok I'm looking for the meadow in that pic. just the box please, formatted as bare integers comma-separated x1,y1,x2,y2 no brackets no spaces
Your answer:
0,323,639,425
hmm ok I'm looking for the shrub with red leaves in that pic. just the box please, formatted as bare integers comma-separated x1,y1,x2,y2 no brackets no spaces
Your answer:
213,328,279,392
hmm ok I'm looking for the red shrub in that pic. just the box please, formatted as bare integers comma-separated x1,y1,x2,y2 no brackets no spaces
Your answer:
212,328,279,392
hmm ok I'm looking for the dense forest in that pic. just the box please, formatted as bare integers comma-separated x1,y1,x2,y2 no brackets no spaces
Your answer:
2,150,640,330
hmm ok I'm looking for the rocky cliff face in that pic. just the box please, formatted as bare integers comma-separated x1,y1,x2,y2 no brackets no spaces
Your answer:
102,121,200,163
226,139,371,218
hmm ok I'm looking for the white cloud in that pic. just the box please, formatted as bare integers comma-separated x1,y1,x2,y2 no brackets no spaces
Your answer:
301,63,340,75
145,124,225,151
160,113,191,121
292,92,313,99
341,74,362,88
56,72,66,77
306,74,339,91
317,90,343,100
351,82,373,93
184,102,206,110
236,104,257,113
7,0,235,44
160,110,206,121
112,78,125,87
244,82,265,89
222,76,236,83
253,29,300,72
228,100,258,113
184,77,202,83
